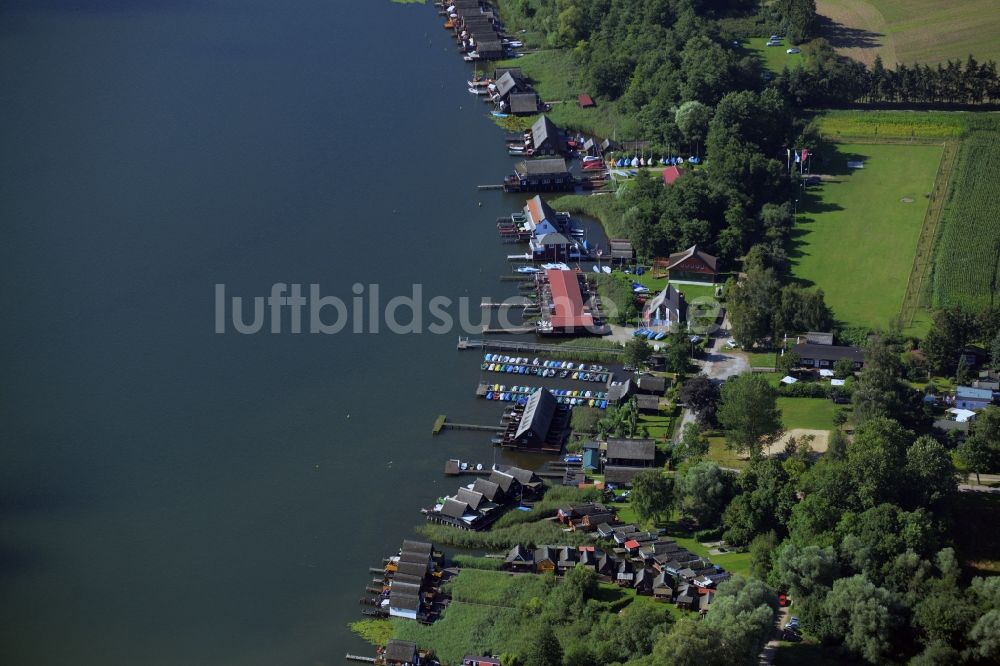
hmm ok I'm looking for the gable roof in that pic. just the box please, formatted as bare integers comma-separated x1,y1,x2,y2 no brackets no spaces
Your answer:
509,92,539,114
662,165,681,185
957,386,993,400
516,389,557,441
401,540,433,556
531,114,563,151
516,158,569,177
494,71,521,97
577,93,595,107
547,269,592,329
384,639,418,663
506,544,532,563
441,498,471,519
472,478,503,502
666,244,717,272
489,469,517,493
644,285,686,321
455,487,486,511
606,438,656,461
791,343,864,363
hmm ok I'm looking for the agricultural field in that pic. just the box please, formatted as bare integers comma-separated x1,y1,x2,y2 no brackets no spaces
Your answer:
815,109,970,140
815,0,1000,66
789,142,943,331
933,129,1000,310
739,37,803,74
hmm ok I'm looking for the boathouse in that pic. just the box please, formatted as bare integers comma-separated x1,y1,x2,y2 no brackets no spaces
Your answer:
665,245,717,282
542,268,594,334
606,438,656,468
609,238,635,264
508,92,540,115
475,38,504,60
492,71,525,103
529,115,565,155
643,284,687,327
382,639,419,665
513,388,557,448
507,158,573,192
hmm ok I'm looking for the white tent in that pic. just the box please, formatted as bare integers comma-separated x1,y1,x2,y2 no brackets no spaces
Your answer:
948,408,977,423
780,376,798,384
819,369,834,377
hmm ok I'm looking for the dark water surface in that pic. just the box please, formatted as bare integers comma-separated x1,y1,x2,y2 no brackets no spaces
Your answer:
0,1,581,663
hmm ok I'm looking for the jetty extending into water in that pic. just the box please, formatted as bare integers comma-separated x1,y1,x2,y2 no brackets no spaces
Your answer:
457,336,623,355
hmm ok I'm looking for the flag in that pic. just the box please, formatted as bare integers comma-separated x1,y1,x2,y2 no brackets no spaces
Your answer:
794,151,801,163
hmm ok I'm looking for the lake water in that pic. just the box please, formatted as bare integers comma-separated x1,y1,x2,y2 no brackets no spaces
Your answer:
0,1,611,664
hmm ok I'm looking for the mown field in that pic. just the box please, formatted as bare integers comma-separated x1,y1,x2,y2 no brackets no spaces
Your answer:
739,37,803,74
790,142,942,330
934,130,1000,310
815,0,1000,66
815,111,1000,314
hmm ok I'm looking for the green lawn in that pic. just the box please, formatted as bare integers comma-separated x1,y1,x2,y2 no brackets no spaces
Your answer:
777,397,838,431
739,37,803,74
492,49,627,137
707,434,751,471
790,142,943,331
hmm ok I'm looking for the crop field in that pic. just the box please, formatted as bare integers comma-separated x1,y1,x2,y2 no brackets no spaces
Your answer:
933,130,1000,310
790,142,943,330
816,110,970,140
815,0,1000,66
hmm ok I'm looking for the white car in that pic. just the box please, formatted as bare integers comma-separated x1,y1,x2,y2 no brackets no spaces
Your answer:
784,617,800,631
787,47,801,54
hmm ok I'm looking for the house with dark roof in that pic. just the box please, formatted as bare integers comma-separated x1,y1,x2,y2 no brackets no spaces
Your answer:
494,67,522,81
504,544,534,572
607,379,635,406
666,245,717,282
513,388,557,449
606,438,656,468
472,477,504,503
508,158,573,192
643,285,687,327
464,656,502,666
383,639,419,665
508,91,540,115
635,394,661,414
529,115,565,155
491,71,524,105
791,343,865,370
637,376,666,396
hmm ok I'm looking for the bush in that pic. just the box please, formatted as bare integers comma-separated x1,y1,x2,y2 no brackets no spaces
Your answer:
695,526,725,542
493,485,603,528
417,519,593,550
777,381,829,398
451,555,504,570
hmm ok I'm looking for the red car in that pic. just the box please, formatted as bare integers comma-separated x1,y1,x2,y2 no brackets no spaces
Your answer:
778,593,789,607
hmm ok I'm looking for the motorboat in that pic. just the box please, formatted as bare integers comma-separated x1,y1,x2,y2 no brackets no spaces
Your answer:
602,266,611,274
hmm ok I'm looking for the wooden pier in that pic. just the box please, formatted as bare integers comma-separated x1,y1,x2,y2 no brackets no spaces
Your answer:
345,654,376,663
457,336,623,355
477,184,505,190
436,418,504,433
483,326,537,334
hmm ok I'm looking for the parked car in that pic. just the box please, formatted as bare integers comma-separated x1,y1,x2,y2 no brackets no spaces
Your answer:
784,617,800,631
778,593,789,607
787,47,801,54
766,40,781,47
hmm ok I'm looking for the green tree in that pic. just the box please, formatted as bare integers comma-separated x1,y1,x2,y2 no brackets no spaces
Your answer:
723,457,797,545
677,422,709,460
922,306,975,376
624,337,653,370
675,100,713,152
717,373,783,458
675,461,732,527
749,530,779,581
523,624,562,666
822,574,899,664
991,330,1000,371
631,469,674,524
776,350,800,376
845,417,910,509
957,406,1000,484
833,357,855,379
903,436,957,508
664,327,691,376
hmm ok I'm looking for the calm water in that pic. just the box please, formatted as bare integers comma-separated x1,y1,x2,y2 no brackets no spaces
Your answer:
0,1,596,663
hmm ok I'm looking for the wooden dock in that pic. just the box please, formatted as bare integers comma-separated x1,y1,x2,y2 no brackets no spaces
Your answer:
499,274,534,282
437,420,504,433
477,184,505,190
457,336,623,355
344,654,375,664
483,326,536,334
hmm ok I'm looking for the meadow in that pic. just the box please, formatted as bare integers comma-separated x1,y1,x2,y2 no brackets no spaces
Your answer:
492,49,628,138
789,142,943,330
815,0,1000,66
739,37,803,74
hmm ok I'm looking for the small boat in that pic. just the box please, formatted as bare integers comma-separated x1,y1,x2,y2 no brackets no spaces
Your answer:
602,266,611,274
492,111,509,118
468,87,488,95
515,266,540,273
646,331,658,340
654,331,667,341
592,265,600,273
